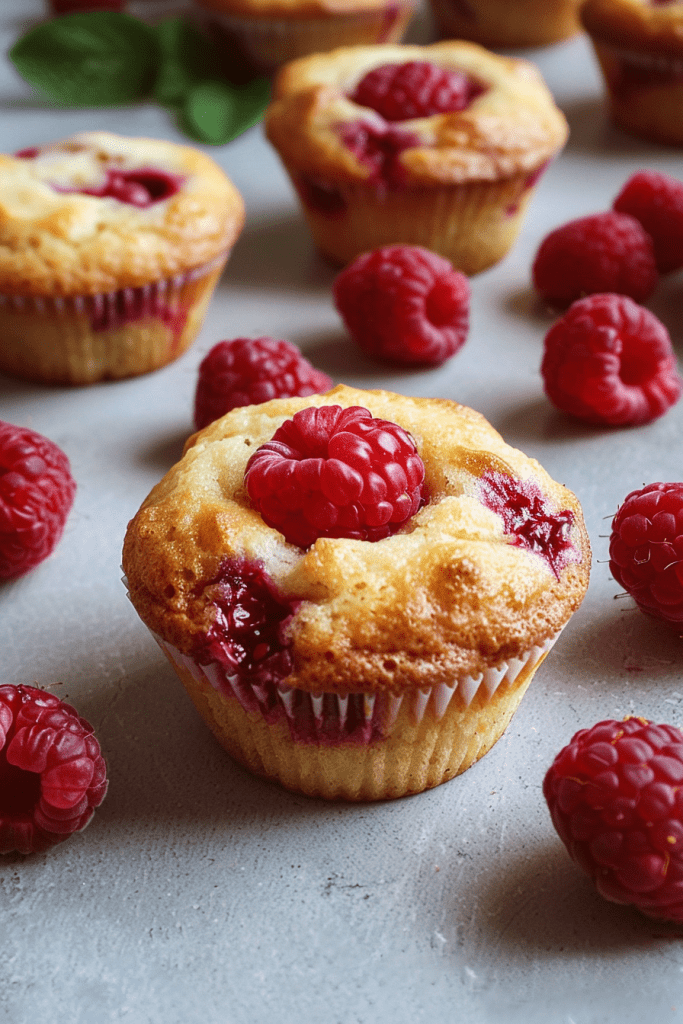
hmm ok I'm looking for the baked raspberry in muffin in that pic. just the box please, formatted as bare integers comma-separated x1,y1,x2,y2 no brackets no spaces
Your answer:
122,384,590,801
193,0,414,77
0,132,245,385
428,0,583,49
265,42,568,272
581,0,683,145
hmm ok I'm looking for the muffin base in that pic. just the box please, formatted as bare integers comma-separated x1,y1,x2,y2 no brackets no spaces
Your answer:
288,169,542,273
0,253,228,386
196,4,413,76
588,41,683,145
158,635,558,801
429,0,582,49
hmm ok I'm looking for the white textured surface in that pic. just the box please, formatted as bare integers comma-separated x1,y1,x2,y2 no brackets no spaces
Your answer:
3,3,683,1023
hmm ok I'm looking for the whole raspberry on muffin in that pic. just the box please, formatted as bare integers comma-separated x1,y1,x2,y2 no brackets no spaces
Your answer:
244,403,426,547
0,685,108,855
544,716,683,922
194,337,333,430
540,294,681,427
0,421,76,579
613,170,683,274
350,61,486,120
609,482,683,626
532,211,658,306
333,245,470,366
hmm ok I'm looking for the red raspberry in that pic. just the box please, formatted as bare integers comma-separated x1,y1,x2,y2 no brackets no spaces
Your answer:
540,293,681,426
613,170,683,274
0,421,76,579
193,337,333,430
350,61,485,121
609,482,683,625
337,121,419,187
333,245,470,367
0,685,108,855
532,211,659,305
544,717,683,922
244,404,426,548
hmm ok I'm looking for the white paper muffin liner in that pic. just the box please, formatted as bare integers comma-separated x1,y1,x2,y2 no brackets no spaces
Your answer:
152,628,561,745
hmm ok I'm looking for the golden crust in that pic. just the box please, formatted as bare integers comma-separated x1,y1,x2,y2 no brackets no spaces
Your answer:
581,0,683,53
265,42,569,186
122,385,591,696
196,0,403,18
0,132,245,296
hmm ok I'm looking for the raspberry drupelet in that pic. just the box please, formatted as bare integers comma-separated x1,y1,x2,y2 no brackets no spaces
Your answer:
609,482,683,626
244,404,426,548
544,716,683,923
333,244,470,366
532,211,658,306
0,421,76,579
194,337,333,430
540,294,681,427
613,170,683,274
0,685,108,855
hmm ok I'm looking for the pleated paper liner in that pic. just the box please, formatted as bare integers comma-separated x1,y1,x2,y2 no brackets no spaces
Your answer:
155,629,561,801
0,252,228,385
195,2,414,76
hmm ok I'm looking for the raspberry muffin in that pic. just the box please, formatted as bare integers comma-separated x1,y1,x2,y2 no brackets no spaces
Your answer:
264,42,569,272
581,0,683,145
429,0,583,49
193,0,415,77
0,133,245,385
122,385,591,801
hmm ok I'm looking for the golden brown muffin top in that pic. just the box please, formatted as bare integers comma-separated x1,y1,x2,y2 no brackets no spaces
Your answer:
0,132,245,297
196,0,408,19
122,385,591,695
581,0,683,53
265,42,569,187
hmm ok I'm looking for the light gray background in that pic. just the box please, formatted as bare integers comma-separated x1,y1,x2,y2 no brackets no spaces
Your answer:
2,2,683,1022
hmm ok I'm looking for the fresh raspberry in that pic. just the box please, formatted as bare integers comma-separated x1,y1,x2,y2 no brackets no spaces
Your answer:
0,685,108,855
0,421,76,579
613,170,683,274
544,716,683,922
194,337,333,430
197,557,299,687
350,61,485,121
540,294,681,426
609,482,683,625
337,121,419,187
332,245,470,366
532,211,659,305
244,404,426,548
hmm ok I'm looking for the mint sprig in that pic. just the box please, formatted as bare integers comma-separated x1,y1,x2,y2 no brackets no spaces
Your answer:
9,12,271,146
10,12,159,108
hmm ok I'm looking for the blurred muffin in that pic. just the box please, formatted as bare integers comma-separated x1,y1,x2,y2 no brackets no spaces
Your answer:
122,385,591,801
581,0,683,144
193,0,415,78
0,133,244,385
429,0,583,49
264,42,568,272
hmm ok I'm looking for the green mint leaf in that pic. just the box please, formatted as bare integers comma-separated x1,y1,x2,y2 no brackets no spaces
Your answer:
152,18,220,106
182,77,271,146
9,12,159,108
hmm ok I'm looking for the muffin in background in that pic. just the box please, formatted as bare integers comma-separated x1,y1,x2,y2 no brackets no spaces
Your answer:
264,42,568,272
428,0,583,49
0,133,245,385
122,385,591,802
193,0,415,79
581,0,683,145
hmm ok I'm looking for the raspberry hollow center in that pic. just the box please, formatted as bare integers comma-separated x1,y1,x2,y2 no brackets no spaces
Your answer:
0,747,40,818
244,405,426,548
